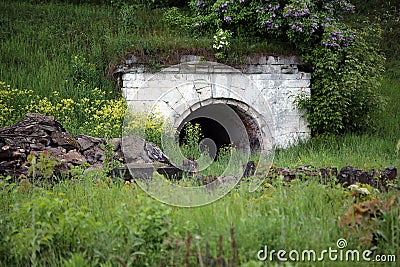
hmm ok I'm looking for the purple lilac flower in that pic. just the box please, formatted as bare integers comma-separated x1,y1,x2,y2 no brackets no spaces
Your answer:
239,0,244,3
195,0,203,8
344,5,355,13
194,23,200,27
224,16,232,22
323,39,339,47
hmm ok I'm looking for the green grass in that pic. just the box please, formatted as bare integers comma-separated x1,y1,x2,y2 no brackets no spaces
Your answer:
0,1,121,98
0,1,400,266
275,134,400,170
1,178,398,266
0,1,294,101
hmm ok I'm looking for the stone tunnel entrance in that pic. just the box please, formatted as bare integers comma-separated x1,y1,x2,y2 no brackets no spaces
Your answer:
179,117,231,153
118,59,311,149
177,103,262,155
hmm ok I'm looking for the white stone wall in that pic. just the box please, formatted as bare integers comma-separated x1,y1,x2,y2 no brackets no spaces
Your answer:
118,58,311,148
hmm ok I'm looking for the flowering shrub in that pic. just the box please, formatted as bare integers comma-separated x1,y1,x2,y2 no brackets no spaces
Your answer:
123,110,167,148
0,81,126,138
189,0,385,134
190,0,355,45
1,78,170,143
213,28,232,58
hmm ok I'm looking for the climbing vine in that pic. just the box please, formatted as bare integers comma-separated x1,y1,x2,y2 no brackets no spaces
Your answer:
187,0,385,134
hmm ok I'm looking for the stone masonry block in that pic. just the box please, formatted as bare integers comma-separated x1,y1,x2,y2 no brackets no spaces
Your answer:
152,100,178,118
177,84,202,107
136,87,170,101
210,73,231,88
281,79,310,88
212,84,232,99
122,88,138,101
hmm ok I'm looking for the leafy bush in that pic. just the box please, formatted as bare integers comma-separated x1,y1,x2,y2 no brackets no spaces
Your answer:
213,28,232,59
123,110,168,148
297,24,386,134
188,0,385,135
162,7,196,33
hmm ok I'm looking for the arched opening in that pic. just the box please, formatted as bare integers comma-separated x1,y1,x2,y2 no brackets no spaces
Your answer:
179,117,231,151
228,104,261,152
177,102,262,155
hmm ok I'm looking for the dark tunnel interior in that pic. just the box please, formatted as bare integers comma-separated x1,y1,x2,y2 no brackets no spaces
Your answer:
179,117,231,154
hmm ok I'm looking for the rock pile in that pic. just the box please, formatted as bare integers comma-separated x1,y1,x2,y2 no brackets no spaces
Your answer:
273,165,398,191
0,113,169,178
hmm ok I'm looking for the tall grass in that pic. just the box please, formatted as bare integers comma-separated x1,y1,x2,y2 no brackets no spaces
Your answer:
0,1,122,98
0,2,399,265
0,2,196,99
275,134,400,169
2,177,397,266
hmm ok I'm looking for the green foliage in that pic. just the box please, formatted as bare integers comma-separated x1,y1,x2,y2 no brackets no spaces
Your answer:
101,141,123,176
170,179,354,265
1,166,399,266
62,252,95,267
350,0,400,62
180,122,204,159
69,54,98,91
374,206,400,256
27,151,60,181
274,134,400,169
0,81,127,137
110,0,187,9
26,0,186,8
188,0,385,135
213,28,232,59
0,2,124,99
119,4,138,29
297,23,386,134
162,7,196,34
123,111,168,148
1,185,174,266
